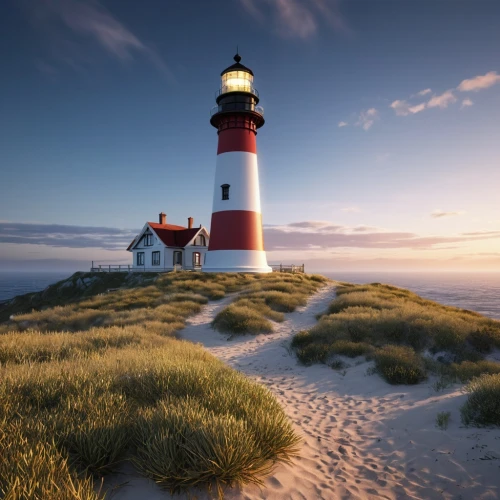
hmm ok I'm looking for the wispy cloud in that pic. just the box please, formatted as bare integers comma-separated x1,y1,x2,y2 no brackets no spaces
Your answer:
389,70,500,118
390,99,426,116
263,220,500,251
430,210,465,219
355,108,378,130
239,0,350,39
457,71,500,92
461,98,474,109
427,90,457,109
25,0,171,79
0,222,138,250
338,121,348,127
341,207,361,213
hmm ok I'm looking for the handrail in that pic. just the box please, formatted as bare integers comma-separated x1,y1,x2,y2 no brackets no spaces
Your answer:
210,104,264,117
215,85,259,99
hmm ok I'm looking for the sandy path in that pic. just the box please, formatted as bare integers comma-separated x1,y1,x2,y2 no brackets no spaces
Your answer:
110,285,500,500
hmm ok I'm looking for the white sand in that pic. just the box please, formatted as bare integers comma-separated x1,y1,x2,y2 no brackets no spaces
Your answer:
109,285,500,499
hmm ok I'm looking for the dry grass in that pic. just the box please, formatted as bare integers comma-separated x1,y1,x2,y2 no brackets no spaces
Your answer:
0,272,302,497
5,272,256,336
461,374,500,427
0,342,300,497
292,282,500,386
212,273,326,335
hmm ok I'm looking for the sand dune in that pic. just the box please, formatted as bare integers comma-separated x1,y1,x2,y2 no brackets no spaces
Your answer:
109,284,500,500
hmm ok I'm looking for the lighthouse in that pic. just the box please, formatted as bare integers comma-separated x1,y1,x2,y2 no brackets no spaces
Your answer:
203,54,272,273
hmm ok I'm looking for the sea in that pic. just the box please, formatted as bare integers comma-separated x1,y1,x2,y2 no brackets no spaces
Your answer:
0,270,498,320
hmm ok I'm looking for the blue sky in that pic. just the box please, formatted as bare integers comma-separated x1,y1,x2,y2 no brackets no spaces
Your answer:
1,0,500,271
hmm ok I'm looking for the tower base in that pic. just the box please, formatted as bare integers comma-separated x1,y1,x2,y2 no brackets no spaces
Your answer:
203,249,272,274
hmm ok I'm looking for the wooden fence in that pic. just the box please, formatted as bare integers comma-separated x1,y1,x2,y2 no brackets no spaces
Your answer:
90,263,201,273
270,264,305,274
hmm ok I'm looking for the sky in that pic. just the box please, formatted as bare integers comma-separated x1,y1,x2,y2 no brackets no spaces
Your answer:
1,0,500,272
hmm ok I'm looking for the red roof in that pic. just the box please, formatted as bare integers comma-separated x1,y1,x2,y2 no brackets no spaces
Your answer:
149,223,201,247
127,223,205,251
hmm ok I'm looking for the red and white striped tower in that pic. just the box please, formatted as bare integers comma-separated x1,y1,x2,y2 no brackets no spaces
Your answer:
203,54,271,273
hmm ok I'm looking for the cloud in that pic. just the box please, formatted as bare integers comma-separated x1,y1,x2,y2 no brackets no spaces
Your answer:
461,98,474,109
390,99,426,116
240,0,350,39
430,210,465,219
263,221,500,251
355,108,378,130
462,230,500,236
287,221,332,228
25,0,171,79
338,121,348,127
457,71,500,92
0,222,138,250
341,207,361,213
427,90,457,109
417,88,432,96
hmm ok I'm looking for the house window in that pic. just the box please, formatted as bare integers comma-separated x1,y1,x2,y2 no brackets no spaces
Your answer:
173,251,182,266
137,252,145,266
193,252,201,267
144,233,153,246
152,251,160,266
221,184,230,200
194,235,206,246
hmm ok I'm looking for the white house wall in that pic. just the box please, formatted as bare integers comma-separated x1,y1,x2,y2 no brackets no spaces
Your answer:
131,231,165,270
130,226,210,271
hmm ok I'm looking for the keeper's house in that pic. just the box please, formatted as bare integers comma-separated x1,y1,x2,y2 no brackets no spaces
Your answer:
127,212,209,271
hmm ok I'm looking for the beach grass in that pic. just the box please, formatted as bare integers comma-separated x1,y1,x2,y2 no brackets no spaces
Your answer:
292,282,500,385
0,272,301,498
211,273,326,335
461,373,500,427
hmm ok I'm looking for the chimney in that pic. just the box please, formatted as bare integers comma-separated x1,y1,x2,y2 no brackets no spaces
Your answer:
159,212,166,225
188,217,194,229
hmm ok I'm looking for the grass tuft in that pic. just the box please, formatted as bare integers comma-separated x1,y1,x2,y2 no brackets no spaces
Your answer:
212,274,326,335
373,345,427,385
461,374,500,427
436,411,451,430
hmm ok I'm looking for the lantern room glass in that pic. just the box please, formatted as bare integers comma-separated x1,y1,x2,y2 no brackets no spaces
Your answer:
221,71,253,94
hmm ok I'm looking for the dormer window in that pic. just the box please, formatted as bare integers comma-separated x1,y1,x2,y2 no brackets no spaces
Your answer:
144,233,153,246
221,184,230,200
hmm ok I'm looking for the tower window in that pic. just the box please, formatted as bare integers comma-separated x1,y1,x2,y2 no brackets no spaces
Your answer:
221,184,230,200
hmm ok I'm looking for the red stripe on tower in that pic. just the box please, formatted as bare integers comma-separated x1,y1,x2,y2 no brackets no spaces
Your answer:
203,53,271,273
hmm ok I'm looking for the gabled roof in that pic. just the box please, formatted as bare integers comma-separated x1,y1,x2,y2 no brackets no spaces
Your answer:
127,223,208,251
148,223,201,248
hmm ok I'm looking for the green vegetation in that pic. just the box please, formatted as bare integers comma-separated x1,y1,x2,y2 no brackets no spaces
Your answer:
461,374,500,427
436,411,451,430
0,272,301,498
292,283,500,386
373,345,427,385
212,273,326,335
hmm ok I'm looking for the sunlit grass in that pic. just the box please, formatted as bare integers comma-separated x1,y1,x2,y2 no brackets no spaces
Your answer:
0,271,302,497
292,282,500,385
212,273,327,335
